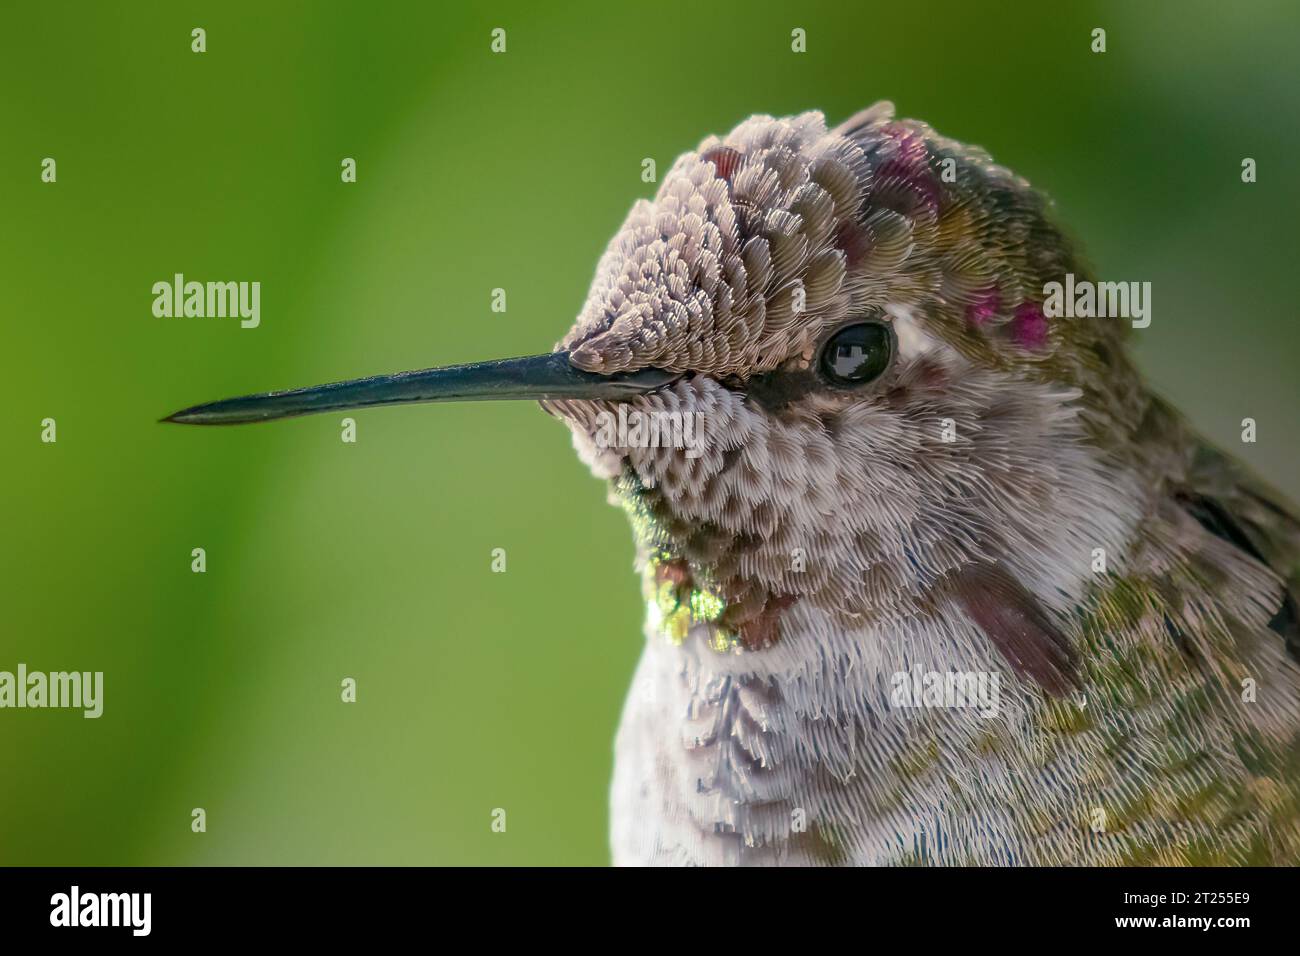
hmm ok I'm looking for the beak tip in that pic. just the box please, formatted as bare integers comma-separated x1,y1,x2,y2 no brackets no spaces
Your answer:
160,406,210,425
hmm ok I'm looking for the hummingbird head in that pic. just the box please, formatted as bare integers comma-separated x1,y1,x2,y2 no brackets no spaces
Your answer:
541,104,1143,655
164,103,1143,670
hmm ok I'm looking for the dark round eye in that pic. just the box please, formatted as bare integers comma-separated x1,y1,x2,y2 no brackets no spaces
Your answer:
818,321,892,385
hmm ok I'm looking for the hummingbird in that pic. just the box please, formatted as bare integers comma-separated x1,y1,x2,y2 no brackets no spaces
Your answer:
165,103,1300,866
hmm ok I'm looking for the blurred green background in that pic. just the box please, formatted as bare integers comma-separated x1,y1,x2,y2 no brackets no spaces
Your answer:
1,1,1296,865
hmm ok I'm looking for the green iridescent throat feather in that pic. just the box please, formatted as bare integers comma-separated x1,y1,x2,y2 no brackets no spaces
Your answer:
613,472,734,649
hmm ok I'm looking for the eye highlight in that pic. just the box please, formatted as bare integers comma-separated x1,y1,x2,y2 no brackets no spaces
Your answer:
818,321,893,386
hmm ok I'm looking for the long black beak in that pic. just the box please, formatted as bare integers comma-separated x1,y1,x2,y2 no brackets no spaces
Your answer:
161,351,678,425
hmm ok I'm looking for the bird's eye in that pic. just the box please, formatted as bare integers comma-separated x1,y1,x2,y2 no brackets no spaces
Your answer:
818,321,893,386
